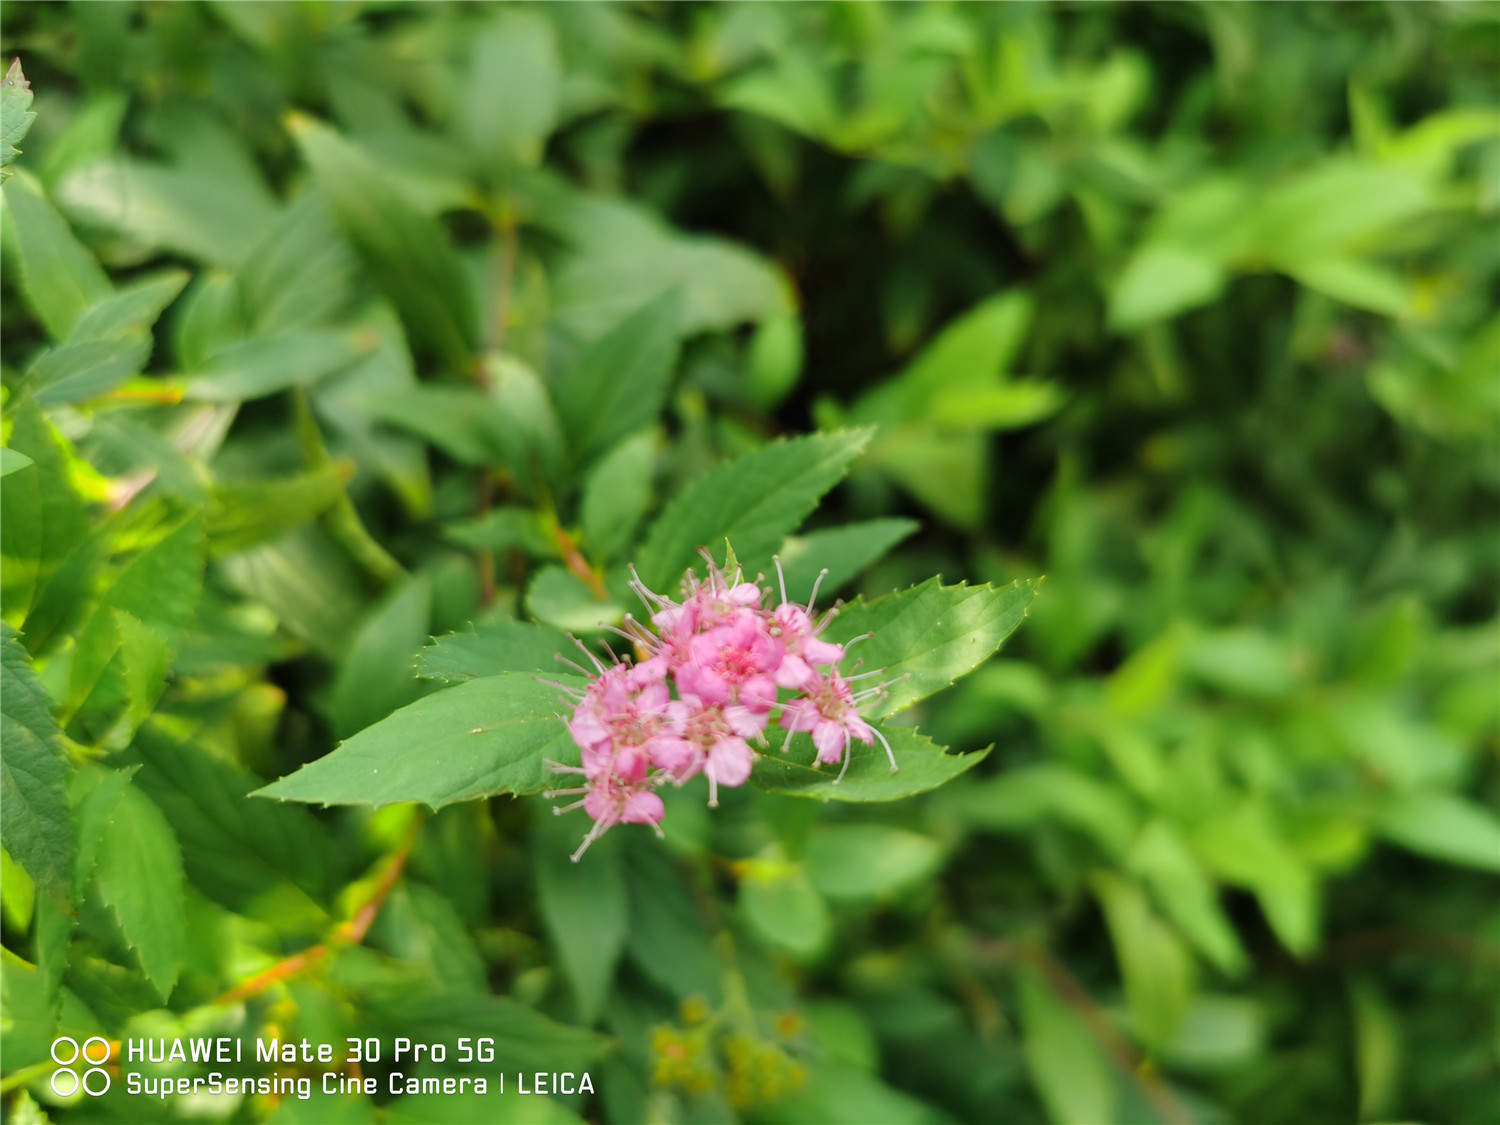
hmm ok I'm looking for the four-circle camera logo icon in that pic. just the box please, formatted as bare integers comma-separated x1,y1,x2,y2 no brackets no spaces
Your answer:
51,1036,111,1097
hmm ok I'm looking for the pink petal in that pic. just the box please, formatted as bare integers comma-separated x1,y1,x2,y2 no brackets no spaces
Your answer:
621,790,665,825
724,703,769,738
778,700,818,732
739,676,778,712
707,737,755,786
584,787,617,824
802,638,845,666
773,653,813,689
813,721,847,765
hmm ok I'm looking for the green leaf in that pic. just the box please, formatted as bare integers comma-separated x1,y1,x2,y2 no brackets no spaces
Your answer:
747,312,804,409
325,574,431,738
235,188,359,333
351,982,607,1074
94,780,185,999
526,565,624,634
206,465,348,555
368,882,486,991
460,11,561,168
739,864,830,957
805,824,943,902
824,577,1039,718
1376,792,1500,873
255,673,578,808
131,728,332,915
1,58,37,171
0,449,34,477
622,836,721,999
1129,821,1247,977
1285,258,1411,317
636,428,872,590
1108,245,1226,330
538,190,790,340
1192,803,1319,956
753,727,989,802
0,169,111,339
951,764,1139,854
56,154,277,266
416,621,574,683
1,624,73,899
775,518,918,603
67,519,204,723
26,334,149,405
70,268,189,339
855,291,1034,424
580,431,657,563
183,330,371,402
288,112,476,370
1091,870,1194,1050
533,810,627,1024
359,385,508,465
1018,965,1116,1125
555,291,681,466
755,1064,951,1125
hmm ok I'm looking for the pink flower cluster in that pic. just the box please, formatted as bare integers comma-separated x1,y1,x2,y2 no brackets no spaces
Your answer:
545,554,896,861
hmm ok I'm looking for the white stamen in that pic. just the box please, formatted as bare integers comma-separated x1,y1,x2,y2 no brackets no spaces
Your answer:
871,725,898,772
807,568,829,611
773,555,789,603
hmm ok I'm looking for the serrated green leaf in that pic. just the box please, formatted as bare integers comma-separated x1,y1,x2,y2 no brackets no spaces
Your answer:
67,519,204,724
256,673,579,808
94,780,185,999
805,824,943,901
131,729,331,916
288,112,476,369
1,58,37,170
824,576,1038,718
555,292,681,466
776,517,918,603
0,169,110,339
753,726,988,802
1,624,73,899
416,621,574,683
636,429,872,590
534,810,626,1023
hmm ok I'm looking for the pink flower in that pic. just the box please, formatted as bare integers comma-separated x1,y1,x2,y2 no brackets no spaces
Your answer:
674,614,783,711
664,695,762,806
777,669,897,782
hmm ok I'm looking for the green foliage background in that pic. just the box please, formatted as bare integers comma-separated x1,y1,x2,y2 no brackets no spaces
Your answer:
2,3,1498,1123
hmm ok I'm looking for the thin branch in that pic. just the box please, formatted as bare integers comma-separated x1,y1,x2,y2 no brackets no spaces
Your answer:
213,815,423,1008
978,939,1191,1125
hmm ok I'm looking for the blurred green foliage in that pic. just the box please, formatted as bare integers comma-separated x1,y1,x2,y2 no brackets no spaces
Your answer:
2,3,1499,1124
